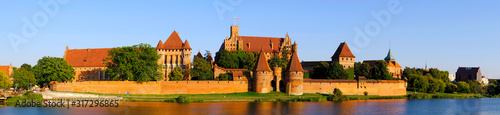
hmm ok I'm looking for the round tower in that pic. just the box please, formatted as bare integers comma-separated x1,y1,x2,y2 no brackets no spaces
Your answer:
285,42,304,95
254,49,273,93
273,67,282,92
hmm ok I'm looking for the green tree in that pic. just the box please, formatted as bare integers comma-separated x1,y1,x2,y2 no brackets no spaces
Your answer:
20,63,32,72
33,56,75,87
105,43,163,82
241,52,258,70
218,73,233,81
215,50,239,69
354,62,370,77
169,67,184,81
371,61,392,80
457,81,470,93
312,62,348,79
12,68,36,89
445,82,457,93
427,77,445,93
345,67,355,80
0,71,12,89
408,74,428,92
190,57,214,80
268,56,287,69
467,80,483,94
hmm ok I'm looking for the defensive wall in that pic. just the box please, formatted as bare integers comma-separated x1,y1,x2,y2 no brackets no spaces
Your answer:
51,79,406,96
51,81,249,94
302,79,407,96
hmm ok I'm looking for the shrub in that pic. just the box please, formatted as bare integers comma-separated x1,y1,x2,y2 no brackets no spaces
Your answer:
176,96,191,103
333,88,343,97
364,91,368,96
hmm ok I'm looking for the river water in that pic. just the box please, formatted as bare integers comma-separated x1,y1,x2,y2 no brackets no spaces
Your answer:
1,98,500,115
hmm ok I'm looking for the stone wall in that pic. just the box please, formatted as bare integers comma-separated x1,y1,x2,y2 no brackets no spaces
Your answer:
302,79,406,96
51,81,249,95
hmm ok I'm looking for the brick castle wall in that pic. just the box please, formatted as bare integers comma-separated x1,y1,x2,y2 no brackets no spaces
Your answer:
302,79,406,96
52,81,248,94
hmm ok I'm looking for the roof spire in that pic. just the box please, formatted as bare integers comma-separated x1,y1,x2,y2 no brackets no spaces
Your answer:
255,47,271,71
384,49,396,61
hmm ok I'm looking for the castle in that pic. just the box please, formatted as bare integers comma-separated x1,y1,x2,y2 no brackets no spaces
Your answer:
52,25,407,96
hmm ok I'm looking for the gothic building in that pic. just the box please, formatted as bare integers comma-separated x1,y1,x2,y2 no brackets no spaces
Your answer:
218,25,293,60
156,31,192,80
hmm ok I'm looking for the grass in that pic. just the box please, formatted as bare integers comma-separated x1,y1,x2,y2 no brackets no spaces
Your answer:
4,91,44,106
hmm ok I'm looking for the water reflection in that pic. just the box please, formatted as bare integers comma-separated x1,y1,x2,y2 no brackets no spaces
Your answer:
3,99,500,114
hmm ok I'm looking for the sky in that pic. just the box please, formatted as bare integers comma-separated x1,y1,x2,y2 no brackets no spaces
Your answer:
1,1,499,78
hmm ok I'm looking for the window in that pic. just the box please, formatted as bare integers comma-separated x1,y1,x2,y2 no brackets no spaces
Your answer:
99,71,102,80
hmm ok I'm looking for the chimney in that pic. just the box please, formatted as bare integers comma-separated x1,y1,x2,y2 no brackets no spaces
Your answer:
88,48,90,52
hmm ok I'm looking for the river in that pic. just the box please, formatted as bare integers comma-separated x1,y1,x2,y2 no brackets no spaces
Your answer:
1,98,500,115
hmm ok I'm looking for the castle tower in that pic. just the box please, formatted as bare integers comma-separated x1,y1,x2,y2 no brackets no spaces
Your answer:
331,42,355,69
285,42,304,95
253,48,273,93
273,67,282,92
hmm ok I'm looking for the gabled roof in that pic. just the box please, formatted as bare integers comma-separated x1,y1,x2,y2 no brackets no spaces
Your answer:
182,40,191,49
239,36,283,53
286,45,304,72
254,49,272,71
332,42,355,58
206,53,213,62
163,31,184,49
65,48,112,67
363,60,402,68
384,49,396,61
156,40,164,49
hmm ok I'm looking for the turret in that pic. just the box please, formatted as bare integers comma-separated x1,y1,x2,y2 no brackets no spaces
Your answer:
253,48,273,93
285,42,304,95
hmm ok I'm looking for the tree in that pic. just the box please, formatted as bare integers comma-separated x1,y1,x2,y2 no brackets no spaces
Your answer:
33,56,75,87
241,52,258,70
20,63,32,72
190,57,214,80
354,62,370,77
0,71,12,89
371,61,392,80
12,68,36,90
169,67,184,81
457,81,470,93
407,74,428,92
312,62,348,79
467,80,483,94
445,82,457,93
218,73,233,81
345,67,355,80
215,50,239,69
105,43,163,82
268,56,287,69
427,77,445,93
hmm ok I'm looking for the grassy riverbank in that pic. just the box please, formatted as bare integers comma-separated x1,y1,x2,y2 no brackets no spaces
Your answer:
50,91,486,103
4,91,44,106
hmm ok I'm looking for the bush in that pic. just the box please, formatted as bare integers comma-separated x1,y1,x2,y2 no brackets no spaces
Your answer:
364,91,368,96
457,81,470,93
333,88,343,97
176,96,191,103
218,73,233,81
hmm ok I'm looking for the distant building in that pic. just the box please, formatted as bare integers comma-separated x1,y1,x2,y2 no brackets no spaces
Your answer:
331,42,355,69
448,74,456,82
217,25,293,60
156,31,192,80
0,63,13,81
301,42,356,72
363,49,403,79
481,76,489,85
455,67,482,82
64,47,112,82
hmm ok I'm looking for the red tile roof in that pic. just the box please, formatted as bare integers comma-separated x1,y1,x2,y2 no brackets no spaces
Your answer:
195,51,203,59
286,46,304,72
239,36,283,53
182,40,191,49
157,31,191,50
332,42,355,58
65,48,112,67
363,60,402,68
0,66,11,76
254,49,272,71
163,31,184,49
156,40,164,50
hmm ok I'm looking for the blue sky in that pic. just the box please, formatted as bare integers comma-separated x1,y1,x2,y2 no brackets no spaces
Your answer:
1,1,499,78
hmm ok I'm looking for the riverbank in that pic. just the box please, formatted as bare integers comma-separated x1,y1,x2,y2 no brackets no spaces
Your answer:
50,91,485,103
